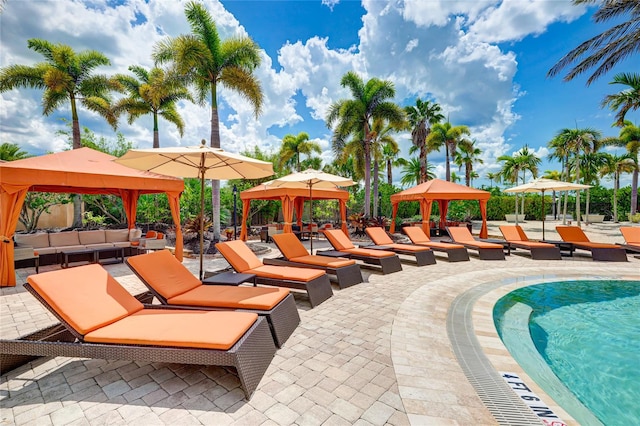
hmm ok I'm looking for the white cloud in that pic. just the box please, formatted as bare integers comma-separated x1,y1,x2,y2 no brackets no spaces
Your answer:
322,0,341,12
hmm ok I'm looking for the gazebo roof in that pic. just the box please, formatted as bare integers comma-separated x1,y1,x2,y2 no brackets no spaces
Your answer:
390,179,490,203
241,184,349,201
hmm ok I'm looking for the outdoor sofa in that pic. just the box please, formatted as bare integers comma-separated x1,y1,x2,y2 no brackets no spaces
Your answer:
125,250,300,347
498,225,562,260
14,229,145,266
555,226,628,262
321,229,403,274
364,227,436,266
216,240,334,308
268,232,363,289
402,226,470,262
0,264,276,399
446,226,506,260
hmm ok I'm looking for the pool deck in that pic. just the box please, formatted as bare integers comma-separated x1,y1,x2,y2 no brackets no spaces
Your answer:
1,221,639,425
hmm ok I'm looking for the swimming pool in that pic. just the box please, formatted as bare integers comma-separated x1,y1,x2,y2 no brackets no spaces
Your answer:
494,280,640,425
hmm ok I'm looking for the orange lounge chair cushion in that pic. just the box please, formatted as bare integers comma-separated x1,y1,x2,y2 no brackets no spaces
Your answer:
620,227,640,244
447,226,478,242
573,242,622,249
250,265,326,282
127,250,201,299
167,285,289,310
365,227,394,245
85,310,258,350
323,229,356,250
27,264,143,335
271,233,310,259
344,248,396,258
556,226,591,243
386,243,430,252
216,240,264,272
499,225,529,242
416,241,465,250
403,226,431,243
462,241,504,249
289,255,355,268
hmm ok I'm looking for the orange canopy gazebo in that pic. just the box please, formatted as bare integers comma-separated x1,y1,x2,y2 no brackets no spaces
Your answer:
0,148,185,286
239,184,350,240
389,179,491,238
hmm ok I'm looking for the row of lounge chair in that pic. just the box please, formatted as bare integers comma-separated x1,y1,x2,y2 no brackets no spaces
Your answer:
2,225,637,400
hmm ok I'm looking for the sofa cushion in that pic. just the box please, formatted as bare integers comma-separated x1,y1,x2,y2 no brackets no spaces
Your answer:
49,231,80,247
33,247,56,255
15,233,50,248
105,229,129,243
86,243,117,250
79,230,106,245
128,228,142,241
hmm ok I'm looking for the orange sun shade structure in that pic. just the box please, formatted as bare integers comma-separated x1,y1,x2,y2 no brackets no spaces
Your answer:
389,179,491,239
239,184,350,240
0,148,184,286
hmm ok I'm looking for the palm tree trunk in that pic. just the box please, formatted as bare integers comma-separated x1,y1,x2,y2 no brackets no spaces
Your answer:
387,159,392,185
363,137,371,217
585,188,591,224
632,168,638,216
575,157,582,226
445,143,451,181
419,144,426,184
210,88,221,241
514,192,519,225
70,96,83,228
614,173,619,222
153,112,160,149
373,160,379,217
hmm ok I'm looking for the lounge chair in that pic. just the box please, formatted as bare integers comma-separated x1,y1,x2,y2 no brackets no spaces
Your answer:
364,227,436,266
321,229,402,274
216,240,333,308
268,233,363,289
498,225,562,260
125,250,300,347
0,264,276,399
402,226,470,262
619,227,640,255
446,226,506,260
555,226,628,262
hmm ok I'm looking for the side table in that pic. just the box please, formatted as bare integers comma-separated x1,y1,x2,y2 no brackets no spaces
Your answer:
202,272,257,286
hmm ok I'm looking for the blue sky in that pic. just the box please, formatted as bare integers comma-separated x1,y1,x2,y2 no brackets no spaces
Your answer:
1,0,638,188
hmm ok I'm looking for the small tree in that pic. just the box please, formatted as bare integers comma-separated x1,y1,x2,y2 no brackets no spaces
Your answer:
19,192,72,232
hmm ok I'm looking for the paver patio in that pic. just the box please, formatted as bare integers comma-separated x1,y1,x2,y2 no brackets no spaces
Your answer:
1,221,639,425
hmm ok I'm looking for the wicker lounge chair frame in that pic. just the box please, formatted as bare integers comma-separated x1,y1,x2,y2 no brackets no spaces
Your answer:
216,240,333,308
402,226,470,262
124,252,300,348
267,233,363,289
322,229,403,274
498,225,562,260
0,284,276,399
363,227,436,266
556,226,628,262
446,226,506,260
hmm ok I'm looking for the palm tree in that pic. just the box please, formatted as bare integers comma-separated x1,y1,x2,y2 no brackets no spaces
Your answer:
326,71,405,217
0,143,30,161
370,118,401,216
454,139,483,186
382,141,402,185
400,157,434,187
404,98,444,183
0,39,117,226
300,157,323,171
113,66,192,148
602,72,640,126
278,132,321,172
426,121,470,182
600,153,635,222
486,172,501,189
543,169,563,219
554,127,602,225
578,151,607,223
498,146,541,223
548,0,640,85
548,135,574,223
154,1,263,239
604,121,640,216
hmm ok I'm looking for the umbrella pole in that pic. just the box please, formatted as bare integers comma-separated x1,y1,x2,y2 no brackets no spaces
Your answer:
199,170,205,281
309,183,313,254
541,190,545,241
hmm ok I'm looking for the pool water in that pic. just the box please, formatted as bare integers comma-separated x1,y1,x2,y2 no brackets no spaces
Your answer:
494,280,640,425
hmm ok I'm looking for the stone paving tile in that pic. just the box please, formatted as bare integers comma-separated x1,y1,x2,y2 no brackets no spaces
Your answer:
1,228,639,425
